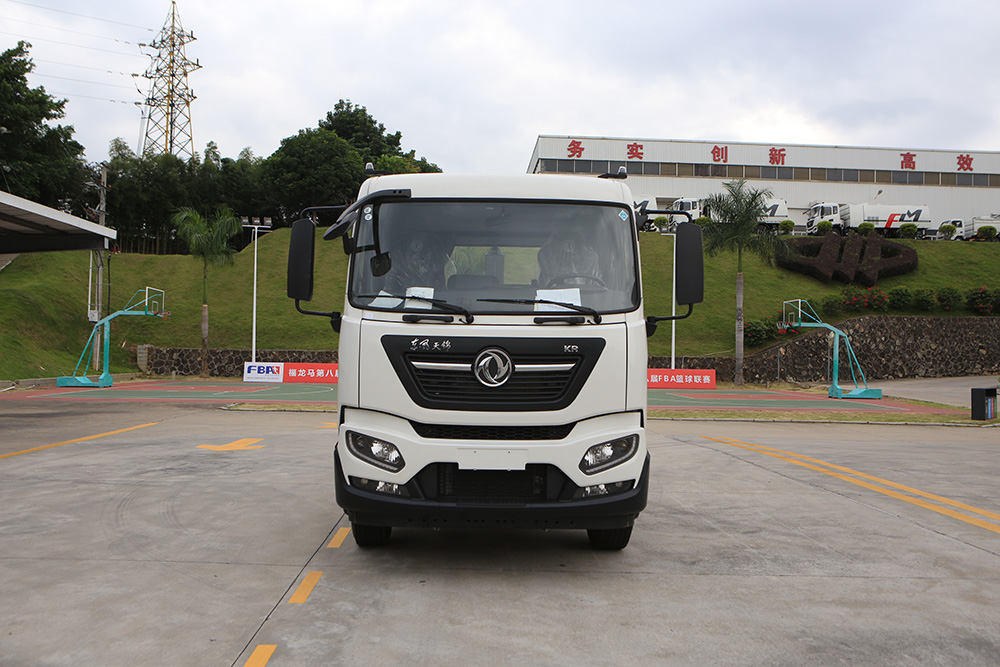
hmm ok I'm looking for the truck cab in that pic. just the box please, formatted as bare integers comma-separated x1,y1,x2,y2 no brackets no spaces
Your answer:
287,173,703,550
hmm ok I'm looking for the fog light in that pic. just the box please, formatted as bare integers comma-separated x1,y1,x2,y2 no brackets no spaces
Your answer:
576,480,634,499
579,435,638,474
351,477,409,496
345,431,405,472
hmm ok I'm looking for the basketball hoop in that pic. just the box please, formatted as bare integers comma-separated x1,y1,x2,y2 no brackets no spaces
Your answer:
776,321,790,334
154,310,171,320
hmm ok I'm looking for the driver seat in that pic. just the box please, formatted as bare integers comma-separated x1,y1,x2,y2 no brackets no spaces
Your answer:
537,231,600,288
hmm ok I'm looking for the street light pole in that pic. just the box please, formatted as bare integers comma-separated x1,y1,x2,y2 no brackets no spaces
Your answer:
241,217,272,363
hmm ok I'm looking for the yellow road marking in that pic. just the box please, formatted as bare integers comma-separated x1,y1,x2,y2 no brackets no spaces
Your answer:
327,526,351,548
197,438,264,451
288,571,322,604
317,422,338,429
0,422,158,460
242,644,277,667
704,435,1000,536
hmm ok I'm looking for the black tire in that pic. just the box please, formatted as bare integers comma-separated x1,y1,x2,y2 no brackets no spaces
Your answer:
352,523,392,547
587,526,632,550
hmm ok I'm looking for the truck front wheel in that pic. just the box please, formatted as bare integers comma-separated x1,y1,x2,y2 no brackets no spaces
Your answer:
587,526,633,550
352,522,392,547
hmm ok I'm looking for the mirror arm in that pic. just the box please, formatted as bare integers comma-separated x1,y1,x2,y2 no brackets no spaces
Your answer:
645,303,694,337
294,300,342,333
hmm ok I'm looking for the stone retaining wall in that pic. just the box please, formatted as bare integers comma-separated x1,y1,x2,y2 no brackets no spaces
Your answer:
139,346,337,377
139,316,999,381
654,316,1000,383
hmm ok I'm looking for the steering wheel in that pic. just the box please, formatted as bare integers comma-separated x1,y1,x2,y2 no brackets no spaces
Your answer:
545,273,607,289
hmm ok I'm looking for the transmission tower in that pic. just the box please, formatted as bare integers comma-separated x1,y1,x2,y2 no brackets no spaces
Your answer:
140,1,201,159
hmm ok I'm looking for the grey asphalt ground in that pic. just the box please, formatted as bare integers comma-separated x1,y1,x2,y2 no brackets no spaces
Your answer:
1,395,999,666
868,374,1000,408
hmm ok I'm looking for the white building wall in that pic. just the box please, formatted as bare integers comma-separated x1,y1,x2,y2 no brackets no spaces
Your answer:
529,136,1000,227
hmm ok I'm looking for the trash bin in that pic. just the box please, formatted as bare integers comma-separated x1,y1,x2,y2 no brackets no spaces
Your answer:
971,387,997,421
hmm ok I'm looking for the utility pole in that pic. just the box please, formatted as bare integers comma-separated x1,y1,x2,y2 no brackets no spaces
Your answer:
140,1,201,159
91,164,108,371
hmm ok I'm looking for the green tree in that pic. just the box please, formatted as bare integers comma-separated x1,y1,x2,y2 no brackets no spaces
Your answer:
702,179,789,385
0,41,87,209
262,127,364,220
172,205,241,376
319,99,403,165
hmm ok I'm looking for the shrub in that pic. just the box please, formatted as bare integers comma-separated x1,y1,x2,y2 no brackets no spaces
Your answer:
976,225,998,241
936,286,962,311
816,220,833,235
913,287,936,311
888,287,912,310
820,295,841,318
899,223,919,239
966,288,1000,315
841,285,866,312
778,219,795,235
744,320,778,347
694,216,712,227
857,222,875,236
865,286,890,311
938,223,956,240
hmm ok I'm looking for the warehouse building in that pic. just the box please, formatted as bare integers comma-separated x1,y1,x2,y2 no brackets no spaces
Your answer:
528,135,1000,229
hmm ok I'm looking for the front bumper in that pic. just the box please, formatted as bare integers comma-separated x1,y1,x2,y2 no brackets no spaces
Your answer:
335,449,650,530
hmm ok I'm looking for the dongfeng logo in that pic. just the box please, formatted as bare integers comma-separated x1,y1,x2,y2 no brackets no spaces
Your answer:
474,348,513,387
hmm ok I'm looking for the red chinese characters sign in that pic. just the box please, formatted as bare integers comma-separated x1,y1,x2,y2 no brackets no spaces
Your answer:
711,145,728,163
900,152,916,170
957,154,974,171
567,140,584,158
647,369,716,389
769,147,786,165
627,142,644,160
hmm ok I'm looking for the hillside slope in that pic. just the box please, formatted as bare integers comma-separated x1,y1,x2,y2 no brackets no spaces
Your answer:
1,231,997,380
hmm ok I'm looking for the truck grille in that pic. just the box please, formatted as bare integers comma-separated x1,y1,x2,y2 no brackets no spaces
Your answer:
382,336,605,412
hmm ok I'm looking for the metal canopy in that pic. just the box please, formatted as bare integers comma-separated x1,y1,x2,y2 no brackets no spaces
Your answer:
0,191,116,253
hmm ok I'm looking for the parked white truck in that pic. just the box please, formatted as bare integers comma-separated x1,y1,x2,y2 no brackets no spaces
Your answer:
949,215,1000,240
805,202,934,236
286,172,704,550
667,196,789,231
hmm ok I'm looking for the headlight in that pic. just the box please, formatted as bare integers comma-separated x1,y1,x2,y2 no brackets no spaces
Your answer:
345,431,405,472
579,435,638,475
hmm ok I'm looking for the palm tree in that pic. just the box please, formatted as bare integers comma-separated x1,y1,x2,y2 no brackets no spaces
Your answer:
702,179,788,386
173,205,242,377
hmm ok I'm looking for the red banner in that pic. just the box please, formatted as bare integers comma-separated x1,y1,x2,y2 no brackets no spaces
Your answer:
647,369,716,389
283,362,339,383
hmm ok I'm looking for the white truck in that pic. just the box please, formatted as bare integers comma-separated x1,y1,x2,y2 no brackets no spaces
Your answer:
805,201,934,237
286,172,704,550
949,215,1000,240
668,196,789,231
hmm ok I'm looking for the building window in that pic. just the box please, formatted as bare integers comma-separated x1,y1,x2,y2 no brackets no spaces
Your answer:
695,164,711,177
860,170,875,182
811,168,826,180
793,168,809,180
842,169,860,182
941,172,957,186
626,161,642,175
609,161,625,175
975,173,989,186
677,163,694,176
590,160,610,174
711,165,727,177
760,166,776,179
777,167,793,179
727,165,744,178
744,165,760,179
657,163,676,176
876,171,891,183
827,168,842,181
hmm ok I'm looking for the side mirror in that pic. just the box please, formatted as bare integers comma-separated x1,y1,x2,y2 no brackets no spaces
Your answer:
287,218,315,301
674,222,704,306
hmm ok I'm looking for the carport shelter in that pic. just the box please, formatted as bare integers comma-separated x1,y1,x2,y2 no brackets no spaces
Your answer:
0,190,116,253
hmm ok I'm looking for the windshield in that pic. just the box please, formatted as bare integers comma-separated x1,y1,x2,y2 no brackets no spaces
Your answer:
347,200,639,316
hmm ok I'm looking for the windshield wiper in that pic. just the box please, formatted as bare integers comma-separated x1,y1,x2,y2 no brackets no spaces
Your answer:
476,298,602,324
357,293,473,323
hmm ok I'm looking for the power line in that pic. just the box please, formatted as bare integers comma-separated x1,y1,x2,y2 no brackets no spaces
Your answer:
32,72,137,90
1,0,155,32
0,30,149,57
0,14,150,46
48,90,140,105
35,58,141,77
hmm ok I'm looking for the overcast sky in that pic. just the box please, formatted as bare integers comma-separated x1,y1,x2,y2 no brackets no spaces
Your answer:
4,0,1000,174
